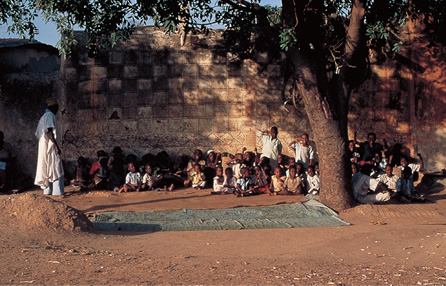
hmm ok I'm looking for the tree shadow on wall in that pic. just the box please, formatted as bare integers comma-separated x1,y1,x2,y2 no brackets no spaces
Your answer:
61,27,310,176
349,39,446,181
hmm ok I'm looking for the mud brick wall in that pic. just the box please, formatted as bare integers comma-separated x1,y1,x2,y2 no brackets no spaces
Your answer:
59,26,445,173
348,24,446,171
0,43,61,185
2,24,445,183
60,27,310,170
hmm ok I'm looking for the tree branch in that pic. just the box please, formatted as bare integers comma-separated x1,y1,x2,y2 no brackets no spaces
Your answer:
344,0,366,63
218,0,251,12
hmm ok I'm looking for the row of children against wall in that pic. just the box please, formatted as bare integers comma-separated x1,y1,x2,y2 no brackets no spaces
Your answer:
191,160,320,197
71,146,321,197
72,131,426,202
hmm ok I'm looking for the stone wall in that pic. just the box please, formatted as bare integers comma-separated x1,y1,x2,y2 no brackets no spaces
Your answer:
59,26,446,175
1,24,445,184
0,42,61,184
60,27,311,173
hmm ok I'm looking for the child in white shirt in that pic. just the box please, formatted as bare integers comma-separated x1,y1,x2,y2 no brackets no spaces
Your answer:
212,166,225,194
119,162,141,193
306,165,320,195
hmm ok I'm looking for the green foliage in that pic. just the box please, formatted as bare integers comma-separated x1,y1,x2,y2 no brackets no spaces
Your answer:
1,0,445,58
392,41,403,53
1,0,38,41
363,0,410,56
410,0,446,44
264,4,281,26
279,28,297,51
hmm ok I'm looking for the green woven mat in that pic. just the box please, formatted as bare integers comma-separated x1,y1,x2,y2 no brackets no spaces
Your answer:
93,200,349,232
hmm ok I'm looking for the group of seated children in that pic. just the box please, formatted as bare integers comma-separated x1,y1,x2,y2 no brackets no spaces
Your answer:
349,132,426,204
71,130,426,204
208,146,319,197
71,142,320,198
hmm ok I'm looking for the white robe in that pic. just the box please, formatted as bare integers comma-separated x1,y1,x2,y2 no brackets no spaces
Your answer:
34,109,64,189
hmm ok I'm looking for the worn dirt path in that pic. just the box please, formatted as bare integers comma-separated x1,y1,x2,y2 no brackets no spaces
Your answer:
0,179,445,285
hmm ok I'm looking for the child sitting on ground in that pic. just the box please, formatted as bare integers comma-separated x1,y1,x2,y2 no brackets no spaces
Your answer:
285,157,296,177
398,154,424,181
142,163,157,191
142,164,174,192
314,162,319,175
378,164,399,191
220,167,237,194
71,156,89,190
89,150,109,189
118,162,141,193
189,163,206,190
296,162,306,186
228,153,243,179
396,167,425,203
241,147,253,167
89,157,109,189
108,147,125,184
277,154,287,176
282,165,304,195
212,166,225,194
263,165,272,185
306,165,320,196
184,149,206,185
268,167,286,196
204,150,219,187
251,165,269,193
370,152,387,178
234,167,256,197
347,139,361,164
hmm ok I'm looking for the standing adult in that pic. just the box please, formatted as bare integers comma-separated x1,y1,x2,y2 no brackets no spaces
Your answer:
355,132,386,176
257,126,282,169
35,98,64,195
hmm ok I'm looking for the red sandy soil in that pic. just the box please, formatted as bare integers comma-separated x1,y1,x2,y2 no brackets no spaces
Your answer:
0,179,445,285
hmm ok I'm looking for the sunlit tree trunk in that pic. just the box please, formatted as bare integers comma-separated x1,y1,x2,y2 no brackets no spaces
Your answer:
290,49,353,211
281,0,367,211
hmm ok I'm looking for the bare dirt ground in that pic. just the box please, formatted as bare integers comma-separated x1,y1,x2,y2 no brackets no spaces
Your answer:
1,178,445,285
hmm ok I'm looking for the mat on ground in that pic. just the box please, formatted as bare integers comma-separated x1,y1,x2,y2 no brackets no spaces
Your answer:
92,200,349,232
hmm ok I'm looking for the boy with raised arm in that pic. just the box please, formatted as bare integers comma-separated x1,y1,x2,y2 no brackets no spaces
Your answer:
289,133,314,168
257,126,282,169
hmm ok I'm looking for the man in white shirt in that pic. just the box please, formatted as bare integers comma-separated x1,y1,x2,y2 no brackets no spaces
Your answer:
35,98,64,195
351,163,391,204
257,126,282,169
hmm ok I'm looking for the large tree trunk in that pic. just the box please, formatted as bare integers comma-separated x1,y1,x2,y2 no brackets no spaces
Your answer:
290,50,354,211
282,0,359,211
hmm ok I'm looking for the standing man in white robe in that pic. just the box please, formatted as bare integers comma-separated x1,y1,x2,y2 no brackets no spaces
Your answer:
257,126,282,169
35,98,64,195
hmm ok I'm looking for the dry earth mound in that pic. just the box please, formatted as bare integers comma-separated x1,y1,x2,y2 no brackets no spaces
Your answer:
1,193,92,232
